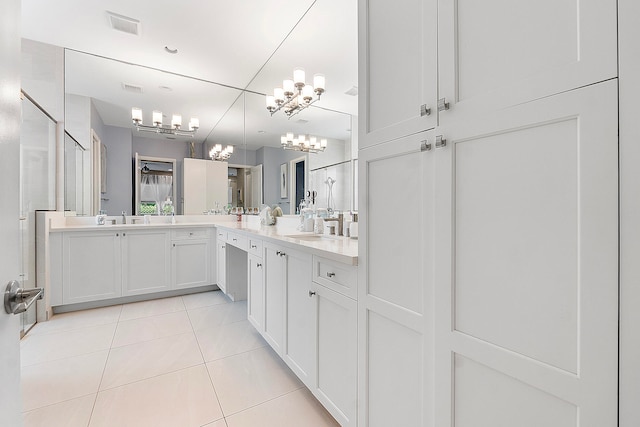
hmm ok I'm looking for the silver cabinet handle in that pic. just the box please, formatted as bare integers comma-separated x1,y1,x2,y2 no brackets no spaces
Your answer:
326,272,336,278
4,280,43,315
233,238,237,242
420,140,432,152
280,252,286,257
116,233,119,237
438,98,450,111
123,233,126,237
309,290,316,297
257,263,262,268
189,232,194,236
251,244,257,249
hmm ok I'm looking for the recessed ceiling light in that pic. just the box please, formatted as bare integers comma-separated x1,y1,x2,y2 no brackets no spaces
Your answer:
164,46,178,54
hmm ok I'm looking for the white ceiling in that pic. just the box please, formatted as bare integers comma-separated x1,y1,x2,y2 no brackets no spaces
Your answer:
21,0,358,150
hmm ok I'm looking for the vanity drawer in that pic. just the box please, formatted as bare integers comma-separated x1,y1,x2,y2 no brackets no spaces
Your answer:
227,232,248,251
312,255,357,299
172,228,210,240
215,229,227,242
248,238,263,258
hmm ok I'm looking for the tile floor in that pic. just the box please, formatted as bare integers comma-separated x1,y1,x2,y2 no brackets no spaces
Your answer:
20,291,340,427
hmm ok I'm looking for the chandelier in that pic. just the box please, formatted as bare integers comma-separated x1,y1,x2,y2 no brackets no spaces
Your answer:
280,133,327,154
209,144,234,161
266,68,325,119
131,108,199,137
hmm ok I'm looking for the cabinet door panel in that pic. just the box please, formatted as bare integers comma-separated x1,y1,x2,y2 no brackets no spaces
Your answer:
359,0,437,147
122,231,170,296
172,240,210,289
263,243,285,354
63,231,121,304
358,131,435,427
314,284,357,427
283,248,314,386
438,0,617,124
247,254,264,332
216,241,226,294
434,80,618,426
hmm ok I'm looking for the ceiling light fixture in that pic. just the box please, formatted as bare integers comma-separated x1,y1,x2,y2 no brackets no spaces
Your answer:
131,108,198,137
209,144,234,161
266,68,325,119
280,133,327,154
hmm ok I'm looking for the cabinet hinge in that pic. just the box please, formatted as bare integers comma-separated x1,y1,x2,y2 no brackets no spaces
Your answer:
420,104,431,117
435,135,447,148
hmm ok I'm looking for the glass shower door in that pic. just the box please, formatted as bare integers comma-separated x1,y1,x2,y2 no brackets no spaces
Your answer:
20,93,56,336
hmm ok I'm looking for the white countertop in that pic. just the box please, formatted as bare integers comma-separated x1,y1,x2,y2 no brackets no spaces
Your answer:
49,215,358,265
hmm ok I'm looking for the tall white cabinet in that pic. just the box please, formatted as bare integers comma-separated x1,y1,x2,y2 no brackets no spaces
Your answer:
359,0,619,426
183,158,228,214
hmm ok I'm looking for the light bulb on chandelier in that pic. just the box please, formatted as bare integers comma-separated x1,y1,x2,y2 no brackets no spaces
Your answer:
280,133,327,153
209,143,234,161
266,68,325,119
131,108,199,137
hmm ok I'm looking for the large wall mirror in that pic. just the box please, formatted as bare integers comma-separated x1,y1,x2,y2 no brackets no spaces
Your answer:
62,0,357,217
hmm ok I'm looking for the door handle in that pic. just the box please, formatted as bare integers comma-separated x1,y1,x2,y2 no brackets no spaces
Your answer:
4,280,44,315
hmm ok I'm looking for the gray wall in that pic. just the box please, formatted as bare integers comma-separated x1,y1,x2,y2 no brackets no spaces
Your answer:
100,126,132,215
256,146,308,210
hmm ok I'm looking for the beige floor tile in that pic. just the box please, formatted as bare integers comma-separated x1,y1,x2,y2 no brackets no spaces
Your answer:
28,305,122,336
195,320,266,362
187,301,248,331
207,346,303,416
90,365,223,427
182,290,230,310
202,419,229,427
100,332,203,390
23,394,96,427
21,323,116,366
226,389,340,427
112,311,193,348
21,351,108,411
119,296,186,321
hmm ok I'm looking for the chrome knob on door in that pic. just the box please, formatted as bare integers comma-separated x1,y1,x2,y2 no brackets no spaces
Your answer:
309,291,316,297
4,280,44,315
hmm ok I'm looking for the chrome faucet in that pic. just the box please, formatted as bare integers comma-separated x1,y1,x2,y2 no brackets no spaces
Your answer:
324,212,344,236
121,211,127,224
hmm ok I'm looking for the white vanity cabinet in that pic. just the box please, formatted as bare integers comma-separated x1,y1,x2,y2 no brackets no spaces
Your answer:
311,256,357,427
122,229,171,296
262,241,286,354
62,230,122,304
171,228,211,289
215,230,227,294
247,238,264,332
282,247,315,388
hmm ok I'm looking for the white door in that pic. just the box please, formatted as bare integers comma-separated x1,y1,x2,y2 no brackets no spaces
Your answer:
358,129,436,427
434,80,618,426
0,0,24,422
437,0,618,126
359,0,438,148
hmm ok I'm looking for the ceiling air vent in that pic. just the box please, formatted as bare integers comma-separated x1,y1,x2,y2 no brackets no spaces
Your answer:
107,11,140,36
122,83,143,94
